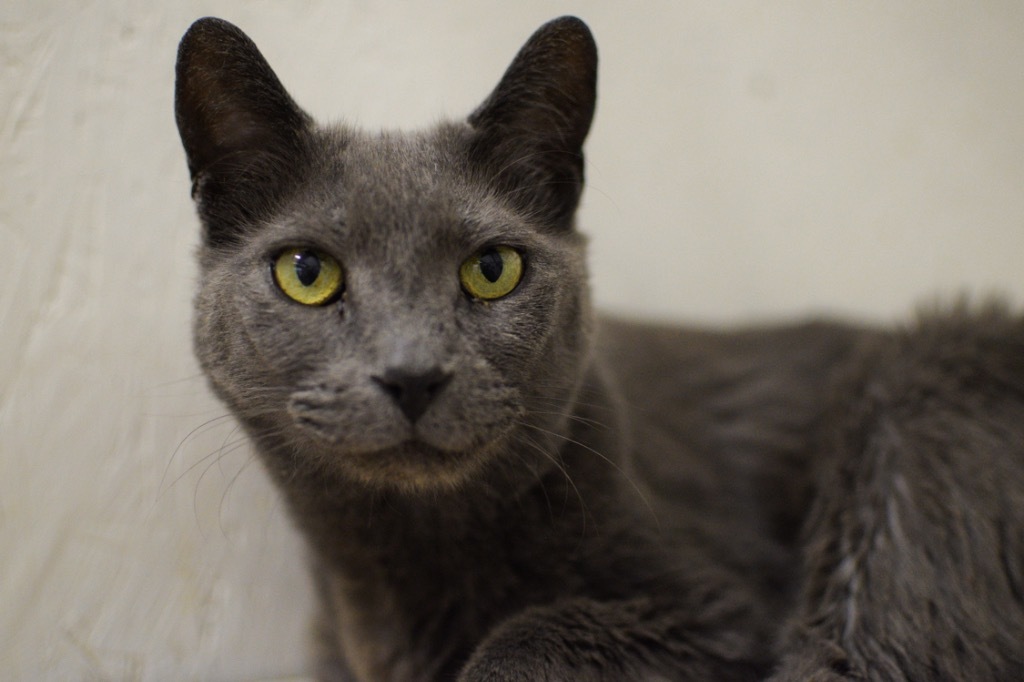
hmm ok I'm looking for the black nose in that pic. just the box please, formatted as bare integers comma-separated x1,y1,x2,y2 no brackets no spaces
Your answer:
373,367,453,423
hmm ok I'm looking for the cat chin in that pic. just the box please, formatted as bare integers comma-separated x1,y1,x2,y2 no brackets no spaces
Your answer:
323,440,496,493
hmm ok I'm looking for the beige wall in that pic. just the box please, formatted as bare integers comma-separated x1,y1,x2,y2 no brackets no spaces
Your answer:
3,1,1023,679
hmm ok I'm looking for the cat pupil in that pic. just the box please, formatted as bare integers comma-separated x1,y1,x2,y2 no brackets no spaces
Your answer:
294,251,321,286
479,250,503,283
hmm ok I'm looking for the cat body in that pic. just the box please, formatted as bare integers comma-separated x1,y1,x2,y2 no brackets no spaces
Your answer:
175,17,1024,681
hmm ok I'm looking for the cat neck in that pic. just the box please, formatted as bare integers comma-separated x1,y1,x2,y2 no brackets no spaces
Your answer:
254,361,626,572
251,364,642,680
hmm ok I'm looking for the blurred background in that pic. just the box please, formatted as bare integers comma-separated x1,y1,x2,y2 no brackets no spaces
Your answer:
3,1,1023,679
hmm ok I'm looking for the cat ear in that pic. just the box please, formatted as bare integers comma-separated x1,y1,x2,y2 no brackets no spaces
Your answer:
175,17,313,245
468,17,597,227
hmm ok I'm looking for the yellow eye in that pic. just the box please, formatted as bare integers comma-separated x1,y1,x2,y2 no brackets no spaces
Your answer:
459,245,523,300
272,248,344,306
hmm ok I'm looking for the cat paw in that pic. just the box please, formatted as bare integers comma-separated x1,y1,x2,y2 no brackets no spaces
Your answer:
458,654,671,682
456,633,587,682
767,642,860,682
456,657,562,682
455,603,620,682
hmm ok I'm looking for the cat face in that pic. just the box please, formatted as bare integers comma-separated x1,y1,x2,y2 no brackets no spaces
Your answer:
177,18,598,490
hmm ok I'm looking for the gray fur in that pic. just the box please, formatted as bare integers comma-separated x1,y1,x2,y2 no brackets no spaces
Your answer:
175,16,1024,681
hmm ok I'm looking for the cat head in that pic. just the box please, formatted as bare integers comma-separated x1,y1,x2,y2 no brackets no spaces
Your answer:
175,17,598,492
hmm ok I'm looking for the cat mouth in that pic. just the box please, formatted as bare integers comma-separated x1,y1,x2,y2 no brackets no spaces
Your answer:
338,439,490,490
288,386,515,454
290,406,475,456
286,381,519,485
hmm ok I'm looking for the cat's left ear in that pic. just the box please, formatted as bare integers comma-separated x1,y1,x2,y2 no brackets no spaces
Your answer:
469,17,597,227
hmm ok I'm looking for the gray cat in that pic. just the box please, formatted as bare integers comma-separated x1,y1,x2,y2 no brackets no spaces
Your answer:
174,16,1024,681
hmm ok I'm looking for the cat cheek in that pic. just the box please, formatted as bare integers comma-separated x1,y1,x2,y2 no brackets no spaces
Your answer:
287,383,411,453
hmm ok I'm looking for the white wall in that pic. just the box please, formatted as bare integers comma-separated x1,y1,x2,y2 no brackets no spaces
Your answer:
3,1,1023,679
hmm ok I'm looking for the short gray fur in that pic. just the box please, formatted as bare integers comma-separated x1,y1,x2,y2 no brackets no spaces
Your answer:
175,16,1024,681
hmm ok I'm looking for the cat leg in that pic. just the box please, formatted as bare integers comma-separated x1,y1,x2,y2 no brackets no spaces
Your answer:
312,613,358,682
771,314,1024,681
310,565,361,682
457,589,770,682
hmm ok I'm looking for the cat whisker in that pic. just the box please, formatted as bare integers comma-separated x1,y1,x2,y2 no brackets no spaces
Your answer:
512,430,590,545
194,433,256,531
523,407,610,430
161,407,280,504
212,421,245,479
528,387,619,412
512,448,556,525
217,443,262,538
195,434,285,547
517,420,660,534
150,372,207,387
159,413,237,499
532,388,663,421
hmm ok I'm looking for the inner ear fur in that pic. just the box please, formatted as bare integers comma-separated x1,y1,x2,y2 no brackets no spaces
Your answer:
469,17,598,226
175,17,313,244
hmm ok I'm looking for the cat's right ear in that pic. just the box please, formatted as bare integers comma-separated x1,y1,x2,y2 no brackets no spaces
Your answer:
175,18,312,246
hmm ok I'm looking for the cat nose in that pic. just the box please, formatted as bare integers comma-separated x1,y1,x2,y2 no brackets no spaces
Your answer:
372,366,453,423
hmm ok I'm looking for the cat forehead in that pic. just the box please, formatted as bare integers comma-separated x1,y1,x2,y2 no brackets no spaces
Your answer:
267,125,536,252
319,124,471,196
313,127,505,215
